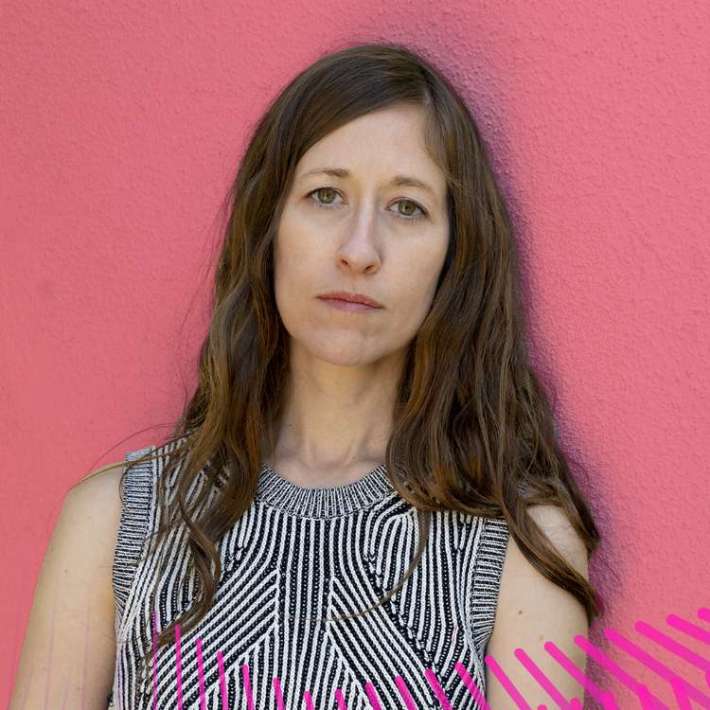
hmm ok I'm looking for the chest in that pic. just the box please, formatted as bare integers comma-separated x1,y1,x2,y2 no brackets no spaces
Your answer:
114,501,493,709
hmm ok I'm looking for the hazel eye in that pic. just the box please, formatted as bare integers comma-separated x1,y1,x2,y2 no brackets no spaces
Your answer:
395,199,427,220
309,187,340,206
306,187,428,222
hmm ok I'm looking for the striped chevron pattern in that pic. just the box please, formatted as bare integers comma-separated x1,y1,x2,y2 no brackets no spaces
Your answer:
108,439,509,709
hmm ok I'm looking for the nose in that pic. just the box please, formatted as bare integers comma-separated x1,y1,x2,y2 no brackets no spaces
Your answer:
335,203,382,273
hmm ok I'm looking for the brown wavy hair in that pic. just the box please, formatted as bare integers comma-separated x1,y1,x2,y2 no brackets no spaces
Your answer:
114,40,607,681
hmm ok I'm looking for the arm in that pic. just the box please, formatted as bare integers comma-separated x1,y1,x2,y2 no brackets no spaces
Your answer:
485,504,590,708
9,461,126,710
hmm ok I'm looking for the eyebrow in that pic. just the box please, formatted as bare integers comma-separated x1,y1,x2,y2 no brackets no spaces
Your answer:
299,167,438,199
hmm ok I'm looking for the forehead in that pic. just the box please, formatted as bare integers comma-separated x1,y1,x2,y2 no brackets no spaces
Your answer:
294,105,446,195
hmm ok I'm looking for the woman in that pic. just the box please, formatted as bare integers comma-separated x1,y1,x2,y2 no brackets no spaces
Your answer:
11,42,604,709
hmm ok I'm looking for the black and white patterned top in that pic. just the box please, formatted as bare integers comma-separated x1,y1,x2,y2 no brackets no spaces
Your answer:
107,437,509,709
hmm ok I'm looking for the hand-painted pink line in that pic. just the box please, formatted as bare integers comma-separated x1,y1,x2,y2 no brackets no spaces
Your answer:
574,633,665,709
303,689,315,709
424,668,452,709
393,674,419,710
196,637,206,710
241,663,255,710
635,619,710,673
483,654,534,709
151,608,159,710
543,638,606,708
363,681,382,709
666,614,710,645
216,651,229,710
273,676,285,710
605,626,710,707
698,609,710,623
334,687,348,709
669,676,693,710
512,644,578,709
175,623,184,709
453,660,489,709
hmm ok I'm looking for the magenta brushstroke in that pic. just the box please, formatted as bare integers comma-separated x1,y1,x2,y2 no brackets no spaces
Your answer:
512,643,580,709
273,675,285,710
484,653,534,709
334,687,348,709
666,613,710,645
196,637,206,710
424,667,452,708
121,603,710,709
241,663,254,710
363,681,382,709
393,673,419,709
454,661,490,708
605,625,710,708
216,651,229,710
635,619,710,674
574,633,666,709
555,635,616,708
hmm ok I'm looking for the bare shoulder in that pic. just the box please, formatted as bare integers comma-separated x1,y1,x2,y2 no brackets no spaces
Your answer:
484,505,590,706
57,459,128,550
68,457,127,496
525,503,589,580
8,458,129,708
63,458,128,544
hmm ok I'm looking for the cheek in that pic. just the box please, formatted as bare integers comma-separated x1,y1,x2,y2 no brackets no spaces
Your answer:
273,226,322,328
274,213,312,287
402,240,448,304
386,249,447,338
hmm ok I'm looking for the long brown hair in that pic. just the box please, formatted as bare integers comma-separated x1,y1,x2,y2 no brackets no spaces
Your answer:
118,40,607,680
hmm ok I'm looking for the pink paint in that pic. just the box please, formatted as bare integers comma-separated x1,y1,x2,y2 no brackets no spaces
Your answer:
4,6,708,707
216,651,229,710
196,637,206,710
454,661,490,709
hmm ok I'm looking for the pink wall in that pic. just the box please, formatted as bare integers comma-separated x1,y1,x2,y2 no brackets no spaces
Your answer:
2,2,708,707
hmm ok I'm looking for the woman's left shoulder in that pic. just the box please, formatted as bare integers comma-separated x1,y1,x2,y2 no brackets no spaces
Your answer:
524,503,589,581
484,505,590,705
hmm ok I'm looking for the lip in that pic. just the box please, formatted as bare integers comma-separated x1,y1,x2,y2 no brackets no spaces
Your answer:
317,291,383,308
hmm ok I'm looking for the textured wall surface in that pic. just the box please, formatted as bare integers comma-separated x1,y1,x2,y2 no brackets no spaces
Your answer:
2,2,708,708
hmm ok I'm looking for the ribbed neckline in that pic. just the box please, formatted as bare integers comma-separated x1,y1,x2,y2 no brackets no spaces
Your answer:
255,462,397,518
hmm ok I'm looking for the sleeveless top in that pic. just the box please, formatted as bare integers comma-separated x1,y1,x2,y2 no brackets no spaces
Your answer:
107,438,509,709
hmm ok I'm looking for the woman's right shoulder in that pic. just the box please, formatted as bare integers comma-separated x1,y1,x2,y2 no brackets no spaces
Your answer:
8,453,143,707
66,445,156,526
65,459,127,516
67,456,132,517
69,445,157,499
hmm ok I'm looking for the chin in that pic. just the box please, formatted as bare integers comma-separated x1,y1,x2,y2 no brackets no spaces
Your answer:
302,339,382,368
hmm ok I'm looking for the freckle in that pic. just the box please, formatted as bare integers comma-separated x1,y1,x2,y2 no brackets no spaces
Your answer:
517,609,523,615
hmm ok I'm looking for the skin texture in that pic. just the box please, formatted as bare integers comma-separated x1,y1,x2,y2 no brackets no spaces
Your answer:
269,103,450,485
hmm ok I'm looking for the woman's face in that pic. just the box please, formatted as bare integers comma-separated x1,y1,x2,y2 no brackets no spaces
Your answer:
274,103,450,368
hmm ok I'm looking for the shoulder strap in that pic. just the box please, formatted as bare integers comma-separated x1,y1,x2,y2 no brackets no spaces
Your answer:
470,516,510,661
111,445,156,627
